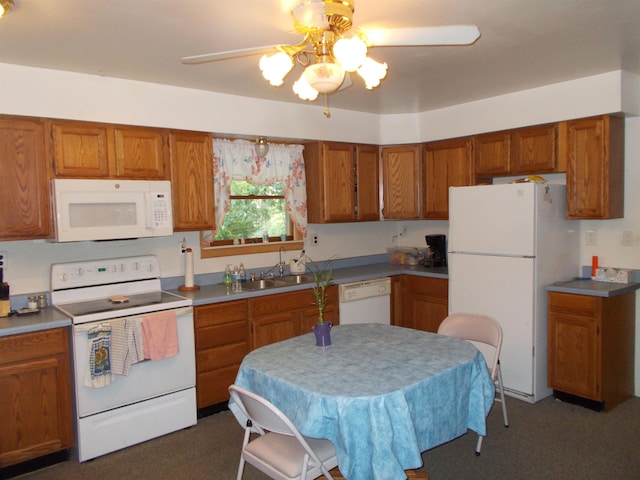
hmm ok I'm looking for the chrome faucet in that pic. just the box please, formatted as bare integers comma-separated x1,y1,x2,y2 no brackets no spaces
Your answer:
260,247,287,279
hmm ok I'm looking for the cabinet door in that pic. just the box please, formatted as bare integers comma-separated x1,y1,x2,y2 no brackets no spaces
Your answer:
0,328,73,468
252,311,298,349
113,126,169,179
402,276,448,332
423,138,473,220
510,123,557,174
170,131,215,231
565,115,624,219
322,142,357,222
381,145,421,219
0,118,53,240
474,131,510,176
355,144,380,221
548,310,600,400
49,121,112,177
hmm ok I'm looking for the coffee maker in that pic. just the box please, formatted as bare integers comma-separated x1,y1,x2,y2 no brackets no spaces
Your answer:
423,234,447,267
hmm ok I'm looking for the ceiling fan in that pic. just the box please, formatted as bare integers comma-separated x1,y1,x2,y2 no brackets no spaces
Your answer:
181,0,480,113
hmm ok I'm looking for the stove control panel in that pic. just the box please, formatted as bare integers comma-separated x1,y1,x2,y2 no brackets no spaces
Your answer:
51,255,159,290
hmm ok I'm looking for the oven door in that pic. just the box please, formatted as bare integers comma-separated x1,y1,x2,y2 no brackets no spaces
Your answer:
72,306,194,418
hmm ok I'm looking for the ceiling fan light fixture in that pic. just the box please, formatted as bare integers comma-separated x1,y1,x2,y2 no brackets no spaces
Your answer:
357,57,388,90
304,62,345,93
0,0,13,17
254,137,270,157
333,36,367,72
259,51,294,86
293,71,319,101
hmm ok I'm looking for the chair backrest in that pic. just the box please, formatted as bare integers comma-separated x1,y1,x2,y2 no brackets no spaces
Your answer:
437,313,503,379
229,384,301,437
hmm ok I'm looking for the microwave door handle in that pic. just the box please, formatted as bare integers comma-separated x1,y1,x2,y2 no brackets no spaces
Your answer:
144,192,153,229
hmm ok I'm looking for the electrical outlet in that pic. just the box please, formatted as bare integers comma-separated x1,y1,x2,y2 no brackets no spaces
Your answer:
622,231,634,247
312,234,319,246
0,251,6,271
399,225,408,238
585,230,597,246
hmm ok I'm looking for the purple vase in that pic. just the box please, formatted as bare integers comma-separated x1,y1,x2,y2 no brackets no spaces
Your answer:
312,321,332,346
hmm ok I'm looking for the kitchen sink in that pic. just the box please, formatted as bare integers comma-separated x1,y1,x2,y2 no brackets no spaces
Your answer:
240,279,290,291
279,274,315,285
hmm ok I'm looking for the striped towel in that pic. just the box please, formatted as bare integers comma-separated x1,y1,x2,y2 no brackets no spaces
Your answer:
110,318,145,376
84,324,113,388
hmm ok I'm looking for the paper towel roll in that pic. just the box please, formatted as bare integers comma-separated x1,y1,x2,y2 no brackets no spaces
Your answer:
184,248,194,288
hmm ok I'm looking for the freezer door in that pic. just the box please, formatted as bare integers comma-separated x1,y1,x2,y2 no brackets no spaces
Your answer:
449,253,535,397
449,183,536,256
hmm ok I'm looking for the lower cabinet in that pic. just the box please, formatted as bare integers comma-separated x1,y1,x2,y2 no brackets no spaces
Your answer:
194,300,250,409
250,286,339,350
401,276,449,332
547,291,635,411
0,328,73,468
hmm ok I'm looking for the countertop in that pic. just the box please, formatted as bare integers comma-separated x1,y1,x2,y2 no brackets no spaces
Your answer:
0,263,447,337
547,278,640,297
168,263,448,306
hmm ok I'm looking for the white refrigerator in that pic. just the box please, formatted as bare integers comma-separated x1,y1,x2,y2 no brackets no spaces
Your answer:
448,183,578,403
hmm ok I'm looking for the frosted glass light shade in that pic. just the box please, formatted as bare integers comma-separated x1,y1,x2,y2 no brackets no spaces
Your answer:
293,72,319,101
333,37,367,72
304,62,345,93
259,52,294,86
357,57,388,89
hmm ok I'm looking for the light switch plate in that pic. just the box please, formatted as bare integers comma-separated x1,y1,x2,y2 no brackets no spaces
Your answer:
622,231,633,246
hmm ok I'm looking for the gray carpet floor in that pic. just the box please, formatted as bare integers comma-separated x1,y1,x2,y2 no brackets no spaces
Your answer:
11,395,640,480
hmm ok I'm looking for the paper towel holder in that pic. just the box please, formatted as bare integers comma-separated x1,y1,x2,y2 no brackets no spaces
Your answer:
179,247,200,291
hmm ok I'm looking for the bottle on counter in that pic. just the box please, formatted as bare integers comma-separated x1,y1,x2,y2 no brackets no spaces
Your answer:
238,263,247,283
28,295,38,310
223,265,233,290
37,294,48,309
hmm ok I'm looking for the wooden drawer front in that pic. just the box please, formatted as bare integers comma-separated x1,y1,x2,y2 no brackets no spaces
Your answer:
197,342,248,372
195,300,247,328
197,365,240,407
196,321,247,349
548,292,599,317
250,286,338,317
405,276,448,299
0,328,68,365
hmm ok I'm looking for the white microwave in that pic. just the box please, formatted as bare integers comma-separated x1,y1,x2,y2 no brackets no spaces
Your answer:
52,179,174,242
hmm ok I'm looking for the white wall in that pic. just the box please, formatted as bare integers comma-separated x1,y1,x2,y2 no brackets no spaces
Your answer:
1,63,639,395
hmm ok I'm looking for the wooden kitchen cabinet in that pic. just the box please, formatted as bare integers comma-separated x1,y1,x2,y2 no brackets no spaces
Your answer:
564,115,624,219
194,300,249,409
0,116,53,240
380,145,421,219
548,291,635,410
422,138,474,220
0,328,73,468
474,123,558,179
305,142,379,223
401,276,448,332
170,130,215,231
390,275,404,326
48,120,169,179
249,285,339,349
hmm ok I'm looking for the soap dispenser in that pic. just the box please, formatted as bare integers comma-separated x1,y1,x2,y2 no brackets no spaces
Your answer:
223,264,233,290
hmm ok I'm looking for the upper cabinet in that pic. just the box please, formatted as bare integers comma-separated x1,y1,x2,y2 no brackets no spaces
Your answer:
0,117,53,240
170,131,215,231
305,142,379,223
565,115,624,219
422,137,474,220
474,123,559,179
380,145,421,219
47,120,169,179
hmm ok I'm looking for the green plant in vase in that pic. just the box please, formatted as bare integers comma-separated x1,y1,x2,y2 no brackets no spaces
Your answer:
307,258,333,324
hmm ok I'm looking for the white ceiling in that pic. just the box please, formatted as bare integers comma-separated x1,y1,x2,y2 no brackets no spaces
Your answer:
0,0,639,115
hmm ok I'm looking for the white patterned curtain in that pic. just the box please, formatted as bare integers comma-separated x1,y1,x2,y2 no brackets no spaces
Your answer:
212,138,308,238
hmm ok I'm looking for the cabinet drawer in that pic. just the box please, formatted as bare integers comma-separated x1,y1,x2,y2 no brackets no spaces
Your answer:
0,328,68,365
196,321,247,349
548,292,598,317
195,300,247,328
197,342,248,371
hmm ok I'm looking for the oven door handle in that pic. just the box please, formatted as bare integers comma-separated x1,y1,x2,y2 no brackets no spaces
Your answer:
73,306,193,334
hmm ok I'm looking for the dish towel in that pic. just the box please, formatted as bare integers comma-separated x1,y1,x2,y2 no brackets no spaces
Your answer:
84,324,113,388
141,311,179,360
109,318,145,376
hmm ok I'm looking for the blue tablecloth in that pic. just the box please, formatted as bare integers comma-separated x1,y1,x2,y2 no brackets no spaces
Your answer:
232,324,495,480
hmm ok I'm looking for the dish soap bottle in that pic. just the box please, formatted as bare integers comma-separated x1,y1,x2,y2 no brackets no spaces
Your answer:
238,263,247,283
223,264,233,291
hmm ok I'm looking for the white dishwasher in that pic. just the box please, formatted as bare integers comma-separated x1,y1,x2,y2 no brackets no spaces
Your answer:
338,277,391,325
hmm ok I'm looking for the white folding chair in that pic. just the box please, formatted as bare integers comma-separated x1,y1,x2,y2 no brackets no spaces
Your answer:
437,313,509,455
228,384,338,480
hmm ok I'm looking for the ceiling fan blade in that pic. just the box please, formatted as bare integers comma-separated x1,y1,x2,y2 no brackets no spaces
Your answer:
181,45,276,65
366,25,480,47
